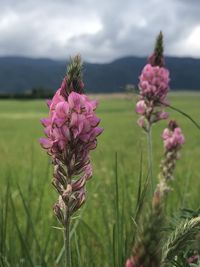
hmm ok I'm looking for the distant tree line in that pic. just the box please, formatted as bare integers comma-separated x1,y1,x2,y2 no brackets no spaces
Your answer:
0,87,54,99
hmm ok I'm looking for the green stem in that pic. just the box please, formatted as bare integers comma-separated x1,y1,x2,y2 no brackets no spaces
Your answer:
64,206,71,267
147,125,154,195
160,101,200,130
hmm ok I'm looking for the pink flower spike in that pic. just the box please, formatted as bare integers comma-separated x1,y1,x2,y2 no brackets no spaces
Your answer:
136,33,170,129
39,55,103,223
162,122,185,150
139,64,169,102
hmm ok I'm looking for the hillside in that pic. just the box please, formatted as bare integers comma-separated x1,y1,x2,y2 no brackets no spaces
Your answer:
0,56,200,93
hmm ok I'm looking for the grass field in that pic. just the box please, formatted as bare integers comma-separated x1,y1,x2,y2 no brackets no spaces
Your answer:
0,93,200,267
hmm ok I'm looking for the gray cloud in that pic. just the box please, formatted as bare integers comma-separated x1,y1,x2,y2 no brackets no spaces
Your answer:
0,0,200,62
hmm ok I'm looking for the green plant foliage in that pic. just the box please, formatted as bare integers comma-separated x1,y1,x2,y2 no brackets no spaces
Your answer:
0,93,200,266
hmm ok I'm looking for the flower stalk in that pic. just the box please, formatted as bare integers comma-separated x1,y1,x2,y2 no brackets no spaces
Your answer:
126,120,185,267
40,55,103,266
64,206,71,267
136,32,170,131
136,32,170,195
146,127,153,194
127,32,185,266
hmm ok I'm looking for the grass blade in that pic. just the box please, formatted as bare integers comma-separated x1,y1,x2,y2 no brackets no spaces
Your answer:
161,101,200,130
16,183,48,267
9,192,35,267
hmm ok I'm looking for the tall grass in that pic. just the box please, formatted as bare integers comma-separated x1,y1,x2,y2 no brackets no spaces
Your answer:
0,93,200,266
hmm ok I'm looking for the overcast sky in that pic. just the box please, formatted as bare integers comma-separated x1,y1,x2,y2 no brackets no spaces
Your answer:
0,0,200,62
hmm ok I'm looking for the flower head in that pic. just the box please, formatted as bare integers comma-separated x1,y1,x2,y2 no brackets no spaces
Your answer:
139,64,169,102
136,32,170,130
161,120,185,181
139,31,169,103
40,55,103,220
40,90,103,161
162,120,185,151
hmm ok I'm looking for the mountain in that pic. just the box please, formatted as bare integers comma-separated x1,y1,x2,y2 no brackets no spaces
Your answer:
0,56,200,93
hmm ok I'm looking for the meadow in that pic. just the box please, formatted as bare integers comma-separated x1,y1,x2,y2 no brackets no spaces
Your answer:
0,92,200,267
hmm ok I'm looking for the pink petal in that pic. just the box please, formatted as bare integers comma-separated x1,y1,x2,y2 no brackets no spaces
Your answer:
56,101,69,118
162,128,170,140
72,176,86,191
50,88,64,111
86,140,97,150
46,99,52,108
70,112,78,126
89,127,104,141
40,118,51,127
89,115,101,127
44,125,51,137
135,100,146,115
84,164,93,180
79,133,91,142
58,140,66,150
68,92,81,112
82,119,92,133
61,124,70,140
39,138,53,149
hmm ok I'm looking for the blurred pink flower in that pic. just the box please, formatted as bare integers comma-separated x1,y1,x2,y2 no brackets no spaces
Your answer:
139,64,170,103
136,64,170,128
125,258,144,267
157,111,168,120
162,122,185,150
136,33,170,130
135,100,146,115
187,254,199,264
125,259,134,267
161,120,185,181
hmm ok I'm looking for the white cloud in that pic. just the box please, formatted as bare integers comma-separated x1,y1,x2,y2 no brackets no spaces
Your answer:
171,25,200,57
0,0,200,62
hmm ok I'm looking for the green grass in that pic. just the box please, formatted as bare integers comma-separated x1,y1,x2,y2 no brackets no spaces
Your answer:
0,93,200,266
